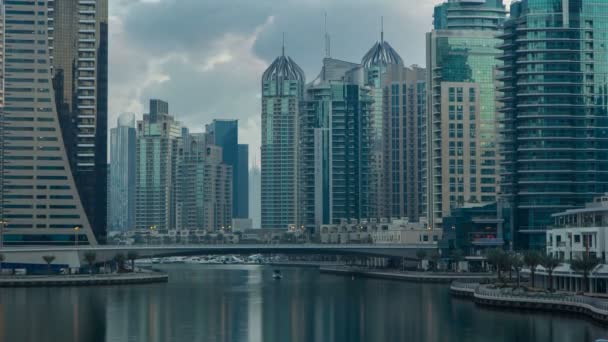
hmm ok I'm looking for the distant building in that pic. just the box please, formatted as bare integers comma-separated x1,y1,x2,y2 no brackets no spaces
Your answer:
135,100,182,231
319,218,440,245
249,165,261,228
261,47,305,229
176,130,232,232
205,120,248,219
109,113,136,232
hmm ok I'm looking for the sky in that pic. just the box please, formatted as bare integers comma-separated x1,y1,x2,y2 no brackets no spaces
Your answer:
108,0,512,166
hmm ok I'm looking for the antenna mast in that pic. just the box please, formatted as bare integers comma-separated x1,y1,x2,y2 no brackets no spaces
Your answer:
324,12,331,58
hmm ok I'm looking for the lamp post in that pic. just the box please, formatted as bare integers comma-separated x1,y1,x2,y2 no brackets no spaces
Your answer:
149,225,157,245
0,220,7,248
74,226,80,247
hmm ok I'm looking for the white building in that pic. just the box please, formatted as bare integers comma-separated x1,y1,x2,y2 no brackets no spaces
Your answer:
546,194,608,263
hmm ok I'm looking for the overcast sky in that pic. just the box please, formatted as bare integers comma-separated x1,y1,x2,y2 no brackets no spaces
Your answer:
108,0,511,166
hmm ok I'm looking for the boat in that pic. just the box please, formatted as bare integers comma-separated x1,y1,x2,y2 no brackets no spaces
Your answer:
273,270,283,279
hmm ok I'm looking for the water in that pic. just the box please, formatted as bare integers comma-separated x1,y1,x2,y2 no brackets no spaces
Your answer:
0,265,606,342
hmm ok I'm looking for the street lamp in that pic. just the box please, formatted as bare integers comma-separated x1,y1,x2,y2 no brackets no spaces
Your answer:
149,225,157,245
0,220,7,248
74,226,80,247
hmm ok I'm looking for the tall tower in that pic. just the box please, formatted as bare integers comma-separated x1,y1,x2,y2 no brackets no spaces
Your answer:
48,0,108,243
135,100,182,231
0,0,96,245
499,0,608,249
362,28,428,222
109,113,136,232
426,0,506,229
261,45,305,229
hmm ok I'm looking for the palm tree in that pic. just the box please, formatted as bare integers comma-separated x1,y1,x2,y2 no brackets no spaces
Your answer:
451,249,464,272
84,251,96,274
114,253,126,273
541,254,561,292
570,254,601,293
485,248,508,281
509,253,524,288
42,255,55,275
0,253,5,276
416,250,427,271
523,251,542,288
127,251,139,272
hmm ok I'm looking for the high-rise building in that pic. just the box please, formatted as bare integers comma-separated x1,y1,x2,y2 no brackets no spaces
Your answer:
176,129,232,231
360,31,428,222
48,0,108,243
109,113,136,232
498,0,608,249
0,0,96,245
135,100,182,231
249,164,261,229
261,47,305,229
299,58,373,229
426,0,506,228
205,120,248,219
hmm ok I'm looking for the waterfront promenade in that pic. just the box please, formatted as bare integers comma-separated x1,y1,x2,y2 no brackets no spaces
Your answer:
450,281,608,324
320,266,495,283
0,272,168,287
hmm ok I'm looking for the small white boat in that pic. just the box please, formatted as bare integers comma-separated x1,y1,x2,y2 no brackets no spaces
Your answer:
273,270,283,279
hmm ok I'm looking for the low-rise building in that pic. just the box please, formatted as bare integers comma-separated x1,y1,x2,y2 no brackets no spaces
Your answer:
319,218,441,245
547,195,608,263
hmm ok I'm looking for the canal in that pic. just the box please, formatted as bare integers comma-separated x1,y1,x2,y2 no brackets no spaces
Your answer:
0,265,606,341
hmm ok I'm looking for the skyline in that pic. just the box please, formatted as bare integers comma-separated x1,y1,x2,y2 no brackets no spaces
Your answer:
109,0,514,166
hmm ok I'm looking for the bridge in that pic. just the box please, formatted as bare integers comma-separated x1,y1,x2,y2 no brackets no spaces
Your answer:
0,244,437,269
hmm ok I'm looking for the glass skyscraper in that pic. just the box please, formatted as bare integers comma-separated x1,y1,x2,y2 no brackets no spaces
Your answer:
49,0,108,243
261,48,305,229
499,0,608,249
205,120,248,219
109,113,136,232
426,0,506,229
0,0,97,245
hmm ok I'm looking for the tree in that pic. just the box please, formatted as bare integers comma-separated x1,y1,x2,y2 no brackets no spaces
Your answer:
42,255,55,275
523,251,542,288
485,248,508,281
541,254,561,292
509,253,524,288
84,251,96,275
114,253,126,273
127,251,139,273
451,249,465,272
570,254,601,293
0,253,5,275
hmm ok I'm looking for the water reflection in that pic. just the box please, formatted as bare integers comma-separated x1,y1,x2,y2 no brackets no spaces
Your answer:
0,265,605,342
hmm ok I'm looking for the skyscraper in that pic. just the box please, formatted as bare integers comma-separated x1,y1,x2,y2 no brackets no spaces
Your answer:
135,100,182,231
426,0,506,228
49,0,108,243
261,47,305,229
361,31,428,222
299,58,372,229
204,120,248,219
498,0,608,249
109,113,136,232
0,0,96,245
249,164,261,229
176,129,232,231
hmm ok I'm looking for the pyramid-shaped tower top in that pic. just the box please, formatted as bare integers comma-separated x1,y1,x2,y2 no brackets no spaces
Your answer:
361,17,403,68
262,34,305,83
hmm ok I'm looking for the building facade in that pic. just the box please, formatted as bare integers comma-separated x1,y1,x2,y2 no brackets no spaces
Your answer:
499,0,608,249
176,130,232,232
0,0,96,245
49,0,108,243
299,65,372,229
109,113,136,232
205,120,248,219
261,49,305,229
249,164,261,228
135,100,182,231
426,0,506,228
